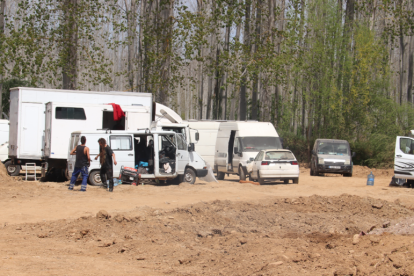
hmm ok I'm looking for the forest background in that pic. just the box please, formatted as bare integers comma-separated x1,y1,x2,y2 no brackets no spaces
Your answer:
1,0,414,167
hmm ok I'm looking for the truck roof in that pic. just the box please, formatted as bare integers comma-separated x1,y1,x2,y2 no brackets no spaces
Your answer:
11,87,152,97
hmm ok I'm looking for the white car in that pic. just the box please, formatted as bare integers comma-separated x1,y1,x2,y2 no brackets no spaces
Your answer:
248,149,299,184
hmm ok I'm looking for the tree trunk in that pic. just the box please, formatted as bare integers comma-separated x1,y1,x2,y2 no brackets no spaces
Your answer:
408,35,414,103
62,0,78,90
126,0,137,91
400,20,405,105
0,0,5,118
251,0,261,120
239,0,251,120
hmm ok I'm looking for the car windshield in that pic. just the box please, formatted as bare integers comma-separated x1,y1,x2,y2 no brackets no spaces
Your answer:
239,137,282,152
265,151,295,160
317,142,349,155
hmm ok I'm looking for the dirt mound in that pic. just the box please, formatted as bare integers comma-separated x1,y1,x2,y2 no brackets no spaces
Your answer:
352,165,394,178
0,162,12,181
3,195,414,275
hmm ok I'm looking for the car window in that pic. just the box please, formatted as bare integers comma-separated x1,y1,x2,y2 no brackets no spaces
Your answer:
265,151,295,160
400,137,414,154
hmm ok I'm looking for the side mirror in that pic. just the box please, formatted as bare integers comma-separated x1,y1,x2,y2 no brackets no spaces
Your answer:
352,152,356,157
195,132,200,141
188,143,195,152
234,147,238,154
311,150,316,155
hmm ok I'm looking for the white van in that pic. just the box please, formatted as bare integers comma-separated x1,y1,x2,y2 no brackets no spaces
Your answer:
215,121,282,180
394,136,414,181
68,130,208,185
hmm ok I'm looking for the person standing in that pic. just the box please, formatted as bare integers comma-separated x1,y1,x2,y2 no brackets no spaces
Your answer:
95,138,117,192
68,136,90,191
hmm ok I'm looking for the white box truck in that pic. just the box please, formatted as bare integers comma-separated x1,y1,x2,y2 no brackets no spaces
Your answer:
214,121,282,180
68,129,208,185
7,87,152,176
186,120,221,167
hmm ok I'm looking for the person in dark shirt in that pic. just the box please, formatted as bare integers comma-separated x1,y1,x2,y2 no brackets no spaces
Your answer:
95,138,117,192
68,136,90,191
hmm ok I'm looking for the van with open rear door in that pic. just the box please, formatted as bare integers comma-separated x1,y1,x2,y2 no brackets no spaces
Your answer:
214,121,282,181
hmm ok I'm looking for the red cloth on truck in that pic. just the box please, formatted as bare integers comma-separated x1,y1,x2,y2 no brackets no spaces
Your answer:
108,103,125,121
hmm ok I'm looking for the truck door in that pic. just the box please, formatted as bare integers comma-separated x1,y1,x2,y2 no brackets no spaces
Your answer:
44,103,53,157
109,135,134,177
20,103,44,157
175,133,189,174
395,136,414,179
67,134,80,176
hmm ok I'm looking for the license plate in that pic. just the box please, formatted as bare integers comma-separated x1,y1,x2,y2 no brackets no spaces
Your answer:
329,166,341,169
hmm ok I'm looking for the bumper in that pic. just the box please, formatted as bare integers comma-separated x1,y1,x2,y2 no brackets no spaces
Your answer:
196,169,208,177
260,169,299,179
318,165,352,174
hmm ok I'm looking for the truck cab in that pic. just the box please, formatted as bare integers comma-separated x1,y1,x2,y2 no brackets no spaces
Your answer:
67,130,208,185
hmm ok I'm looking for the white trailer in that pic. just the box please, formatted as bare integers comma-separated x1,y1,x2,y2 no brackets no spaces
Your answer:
7,87,152,176
41,102,152,177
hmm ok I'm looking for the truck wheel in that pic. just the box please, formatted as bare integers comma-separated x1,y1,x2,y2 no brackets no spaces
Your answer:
293,178,299,184
284,179,289,184
183,168,196,184
5,161,20,176
89,170,102,186
239,166,246,181
310,166,314,176
258,172,265,185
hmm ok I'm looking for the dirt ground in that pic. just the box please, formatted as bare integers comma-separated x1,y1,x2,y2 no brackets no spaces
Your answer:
1,165,414,275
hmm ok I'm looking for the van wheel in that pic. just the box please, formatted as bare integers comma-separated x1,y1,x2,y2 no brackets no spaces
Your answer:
258,172,265,185
5,161,20,176
293,178,299,184
217,171,225,180
184,168,196,184
239,166,246,181
89,171,102,186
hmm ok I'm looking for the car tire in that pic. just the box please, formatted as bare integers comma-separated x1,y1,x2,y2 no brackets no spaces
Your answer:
239,166,246,181
5,161,20,176
183,168,196,184
293,178,299,184
217,171,225,180
248,173,254,182
89,170,102,186
258,172,265,185
310,166,314,176
284,179,289,184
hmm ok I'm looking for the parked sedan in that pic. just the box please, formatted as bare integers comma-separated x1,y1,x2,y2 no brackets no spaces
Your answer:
248,149,299,185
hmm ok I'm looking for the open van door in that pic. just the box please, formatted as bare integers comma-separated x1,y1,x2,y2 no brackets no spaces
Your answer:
175,133,189,174
394,136,414,180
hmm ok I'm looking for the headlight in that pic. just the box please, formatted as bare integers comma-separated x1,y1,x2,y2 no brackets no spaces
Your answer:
345,160,350,165
318,158,324,164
